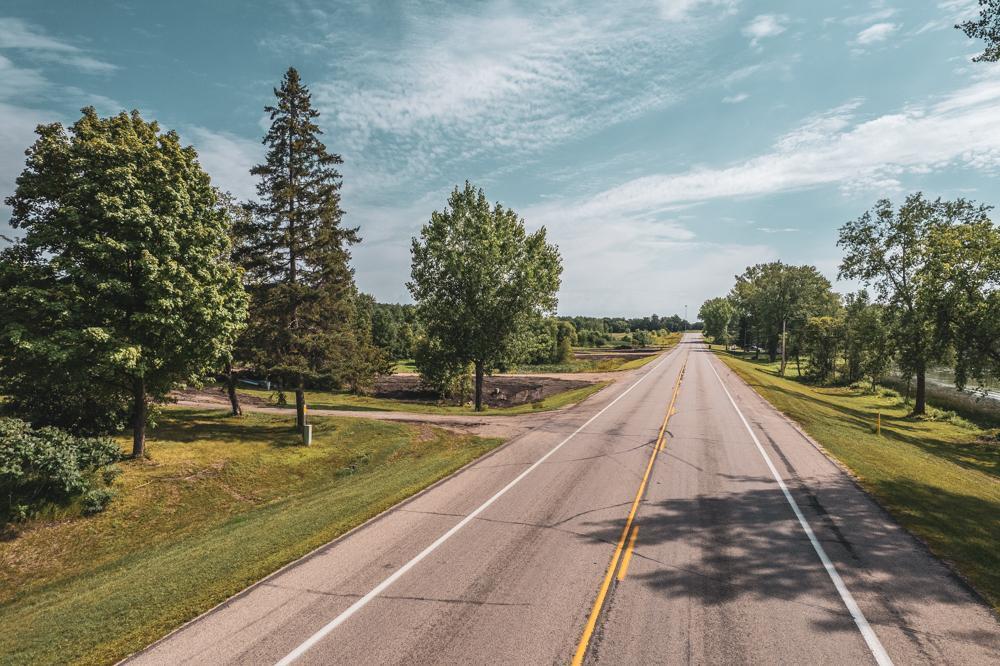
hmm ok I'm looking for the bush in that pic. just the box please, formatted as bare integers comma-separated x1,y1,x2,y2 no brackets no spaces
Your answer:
0,417,121,522
413,336,472,403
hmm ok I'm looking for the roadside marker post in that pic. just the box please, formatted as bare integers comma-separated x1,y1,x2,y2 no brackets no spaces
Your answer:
303,424,312,446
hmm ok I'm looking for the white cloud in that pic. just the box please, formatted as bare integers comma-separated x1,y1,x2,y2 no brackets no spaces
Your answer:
856,22,898,45
841,8,898,27
722,92,749,103
0,54,45,99
0,18,77,51
306,3,734,191
657,0,739,22
184,127,262,201
0,17,117,73
743,14,788,46
529,76,1000,223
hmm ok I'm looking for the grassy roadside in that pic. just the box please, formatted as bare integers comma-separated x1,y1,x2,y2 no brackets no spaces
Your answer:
716,351,1000,612
0,410,503,665
239,381,609,416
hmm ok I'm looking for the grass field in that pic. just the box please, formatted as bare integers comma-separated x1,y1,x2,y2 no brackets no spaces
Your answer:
392,358,417,373
716,351,1000,612
0,410,503,665
513,332,682,374
239,381,608,416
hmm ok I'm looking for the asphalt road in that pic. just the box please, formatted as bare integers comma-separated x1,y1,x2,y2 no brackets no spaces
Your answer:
128,335,1000,665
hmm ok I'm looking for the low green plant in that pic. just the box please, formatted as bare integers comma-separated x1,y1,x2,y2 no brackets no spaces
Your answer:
0,417,121,522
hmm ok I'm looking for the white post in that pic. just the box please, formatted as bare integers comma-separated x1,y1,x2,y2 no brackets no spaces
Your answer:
302,424,312,446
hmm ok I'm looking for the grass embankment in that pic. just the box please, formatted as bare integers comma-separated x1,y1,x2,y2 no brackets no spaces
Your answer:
0,410,503,665
240,381,608,416
716,351,1000,612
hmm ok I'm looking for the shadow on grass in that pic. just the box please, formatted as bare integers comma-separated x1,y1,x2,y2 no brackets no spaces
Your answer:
737,377,1000,480
714,351,1000,480
147,411,304,448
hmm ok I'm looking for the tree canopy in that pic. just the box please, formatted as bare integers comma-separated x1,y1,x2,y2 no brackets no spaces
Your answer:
0,108,247,456
409,182,562,411
729,261,837,373
698,297,735,347
958,0,1000,61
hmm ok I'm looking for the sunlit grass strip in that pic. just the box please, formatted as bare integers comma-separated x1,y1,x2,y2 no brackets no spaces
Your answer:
716,352,1000,612
0,410,503,665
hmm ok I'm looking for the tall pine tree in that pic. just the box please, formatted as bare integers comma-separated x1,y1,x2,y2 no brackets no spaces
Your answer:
246,67,362,430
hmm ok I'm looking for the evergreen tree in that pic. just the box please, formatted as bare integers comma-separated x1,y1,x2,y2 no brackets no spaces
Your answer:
247,67,362,430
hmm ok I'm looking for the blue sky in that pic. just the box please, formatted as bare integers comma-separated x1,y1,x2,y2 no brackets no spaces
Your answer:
1,0,998,316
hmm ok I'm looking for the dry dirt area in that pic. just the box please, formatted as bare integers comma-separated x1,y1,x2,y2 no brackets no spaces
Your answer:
172,374,594,411
374,374,593,408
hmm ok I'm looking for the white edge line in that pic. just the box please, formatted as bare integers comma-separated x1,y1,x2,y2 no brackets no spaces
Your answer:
274,346,682,665
707,357,893,666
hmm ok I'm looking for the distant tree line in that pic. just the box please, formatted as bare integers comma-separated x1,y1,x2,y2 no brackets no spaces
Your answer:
700,193,1000,415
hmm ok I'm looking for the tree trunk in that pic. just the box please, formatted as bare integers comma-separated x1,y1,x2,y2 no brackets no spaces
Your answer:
131,376,147,459
295,373,306,430
474,361,484,412
914,363,927,415
795,353,801,376
225,360,242,416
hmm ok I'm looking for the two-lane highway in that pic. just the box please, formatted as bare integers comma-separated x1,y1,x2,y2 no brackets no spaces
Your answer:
129,335,1000,665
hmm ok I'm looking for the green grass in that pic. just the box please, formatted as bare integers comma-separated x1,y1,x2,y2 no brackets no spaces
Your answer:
240,381,608,416
510,358,634,373
392,358,417,373
513,332,682,374
0,410,503,665
716,351,1000,612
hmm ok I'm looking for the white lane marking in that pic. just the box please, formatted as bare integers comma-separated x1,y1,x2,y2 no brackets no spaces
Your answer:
707,359,893,666
274,347,683,665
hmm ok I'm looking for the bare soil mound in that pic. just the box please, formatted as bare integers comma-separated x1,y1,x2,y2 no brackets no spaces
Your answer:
172,375,594,410
375,374,593,408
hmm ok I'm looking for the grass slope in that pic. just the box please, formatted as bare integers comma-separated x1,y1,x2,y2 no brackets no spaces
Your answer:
717,352,1000,612
0,410,502,665
240,381,608,416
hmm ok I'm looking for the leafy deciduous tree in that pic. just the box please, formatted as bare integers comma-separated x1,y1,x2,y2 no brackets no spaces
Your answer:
409,182,562,411
958,0,1000,61
839,194,949,415
0,108,247,456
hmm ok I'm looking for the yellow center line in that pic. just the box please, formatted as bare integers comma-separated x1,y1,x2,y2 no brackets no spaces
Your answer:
616,526,639,582
571,357,686,666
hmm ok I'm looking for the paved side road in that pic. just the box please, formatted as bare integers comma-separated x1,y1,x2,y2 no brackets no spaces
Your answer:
127,335,1000,665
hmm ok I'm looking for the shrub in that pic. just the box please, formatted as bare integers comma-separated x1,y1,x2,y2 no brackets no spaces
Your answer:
414,336,472,403
0,417,121,522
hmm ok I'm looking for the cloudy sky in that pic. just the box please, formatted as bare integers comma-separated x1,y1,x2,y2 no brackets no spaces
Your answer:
1,0,998,316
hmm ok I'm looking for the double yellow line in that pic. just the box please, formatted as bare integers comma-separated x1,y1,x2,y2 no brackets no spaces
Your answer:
571,358,686,666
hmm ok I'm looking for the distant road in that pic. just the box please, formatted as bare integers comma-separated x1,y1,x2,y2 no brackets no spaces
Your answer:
129,334,1000,665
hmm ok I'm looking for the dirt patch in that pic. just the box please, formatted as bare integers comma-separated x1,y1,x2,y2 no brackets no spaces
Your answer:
374,374,592,408
171,375,594,411
170,386,272,409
